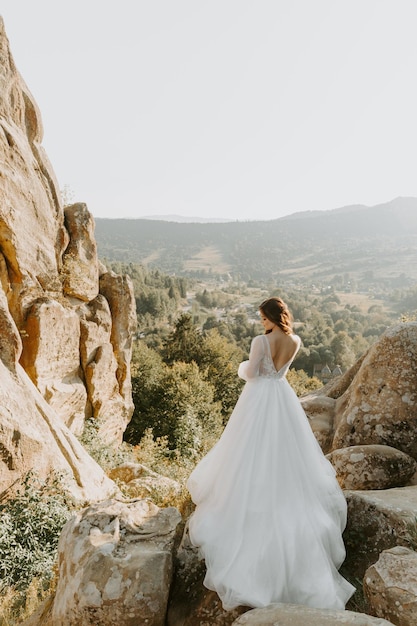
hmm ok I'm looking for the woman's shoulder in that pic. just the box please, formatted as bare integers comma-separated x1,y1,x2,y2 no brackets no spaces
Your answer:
253,333,301,345
251,334,265,346
287,333,302,349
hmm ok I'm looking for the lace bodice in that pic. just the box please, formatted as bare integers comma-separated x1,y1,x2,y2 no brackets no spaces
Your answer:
238,334,301,382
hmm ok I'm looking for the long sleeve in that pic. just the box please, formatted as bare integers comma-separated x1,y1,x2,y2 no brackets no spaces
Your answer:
238,336,264,381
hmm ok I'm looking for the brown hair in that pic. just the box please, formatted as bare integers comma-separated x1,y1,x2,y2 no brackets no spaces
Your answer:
259,297,293,335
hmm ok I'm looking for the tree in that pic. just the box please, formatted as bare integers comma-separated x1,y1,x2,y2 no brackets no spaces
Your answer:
330,332,355,370
156,361,222,455
287,369,323,396
163,313,201,364
198,329,244,419
124,343,167,444
126,340,223,456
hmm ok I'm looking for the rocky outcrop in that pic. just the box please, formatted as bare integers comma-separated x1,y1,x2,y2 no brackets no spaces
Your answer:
364,546,417,626
343,486,417,579
48,499,181,626
0,17,136,493
20,298,87,434
300,395,336,453
0,360,117,503
0,275,116,501
109,462,182,506
232,603,394,625
302,322,417,495
326,445,416,490
61,203,99,302
332,324,417,458
98,270,136,441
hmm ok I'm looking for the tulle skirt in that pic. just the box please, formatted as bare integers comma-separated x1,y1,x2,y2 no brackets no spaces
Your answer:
187,375,355,611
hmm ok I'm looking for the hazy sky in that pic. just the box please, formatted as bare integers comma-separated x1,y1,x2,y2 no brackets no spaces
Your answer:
1,1,417,221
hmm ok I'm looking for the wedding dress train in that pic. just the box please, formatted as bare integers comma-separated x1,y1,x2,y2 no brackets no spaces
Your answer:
187,334,355,611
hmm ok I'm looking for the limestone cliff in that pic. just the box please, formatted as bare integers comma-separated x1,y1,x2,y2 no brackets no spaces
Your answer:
0,17,136,499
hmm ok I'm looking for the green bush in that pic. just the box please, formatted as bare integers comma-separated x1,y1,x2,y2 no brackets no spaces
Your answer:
0,473,72,595
80,418,134,471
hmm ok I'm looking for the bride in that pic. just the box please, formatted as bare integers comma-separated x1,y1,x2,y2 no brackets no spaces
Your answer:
187,297,355,611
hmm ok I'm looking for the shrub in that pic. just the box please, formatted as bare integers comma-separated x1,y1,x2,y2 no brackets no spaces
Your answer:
0,472,72,619
287,369,323,396
80,418,135,471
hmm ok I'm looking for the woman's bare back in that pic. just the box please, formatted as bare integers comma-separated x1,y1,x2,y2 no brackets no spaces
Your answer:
265,330,299,372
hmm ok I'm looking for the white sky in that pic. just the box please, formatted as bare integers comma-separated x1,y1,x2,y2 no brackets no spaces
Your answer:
1,1,417,221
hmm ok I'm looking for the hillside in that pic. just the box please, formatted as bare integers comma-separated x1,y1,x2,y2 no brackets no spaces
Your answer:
94,197,417,288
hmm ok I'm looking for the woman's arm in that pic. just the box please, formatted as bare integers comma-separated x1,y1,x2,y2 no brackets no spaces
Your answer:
238,336,264,381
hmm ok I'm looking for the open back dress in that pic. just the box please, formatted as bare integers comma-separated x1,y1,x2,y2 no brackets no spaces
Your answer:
187,334,355,611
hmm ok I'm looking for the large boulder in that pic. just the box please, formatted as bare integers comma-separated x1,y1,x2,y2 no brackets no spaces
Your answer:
343,486,417,579
232,603,394,625
301,325,417,463
332,324,417,458
326,444,416,490
364,546,417,626
108,462,182,506
48,499,182,626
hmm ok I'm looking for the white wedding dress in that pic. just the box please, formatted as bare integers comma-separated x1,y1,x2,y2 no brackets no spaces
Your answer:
187,334,355,611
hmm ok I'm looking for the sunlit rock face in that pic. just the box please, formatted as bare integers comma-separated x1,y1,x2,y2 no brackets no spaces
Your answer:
0,16,136,494
364,546,417,626
304,323,417,472
332,323,417,458
326,444,417,491
50,499,182,626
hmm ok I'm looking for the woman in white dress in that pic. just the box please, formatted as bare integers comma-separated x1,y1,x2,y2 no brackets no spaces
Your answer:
187,297,355,611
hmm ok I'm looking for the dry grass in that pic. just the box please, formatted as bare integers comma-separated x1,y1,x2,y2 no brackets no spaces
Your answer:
141,249,163,265
184,246,231,273
336,291,387,313
280,263,323,276
0,577,52,626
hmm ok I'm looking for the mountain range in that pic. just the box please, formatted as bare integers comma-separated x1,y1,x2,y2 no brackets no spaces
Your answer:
94,197,417,288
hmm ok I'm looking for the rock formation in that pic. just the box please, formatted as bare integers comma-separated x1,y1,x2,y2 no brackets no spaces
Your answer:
298,323,417,599
301,324,417,496
343,486,417,579
326,444,416,490
332,323,417,458
302,323,417,460
0,16,135,497
29,499,181,626
108,462,182,505
364,546,417,626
